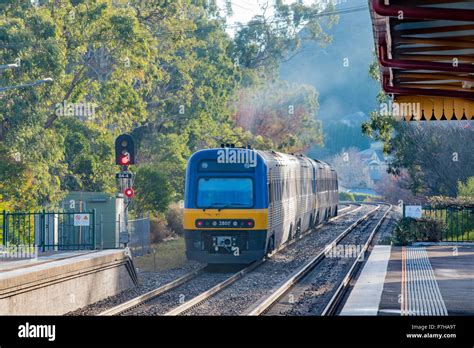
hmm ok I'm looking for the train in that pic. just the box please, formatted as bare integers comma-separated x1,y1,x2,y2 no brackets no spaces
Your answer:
183,145,339,264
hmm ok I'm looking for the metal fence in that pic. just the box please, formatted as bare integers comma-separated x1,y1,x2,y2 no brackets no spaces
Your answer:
422,206,474,242
1,210,96,252
128,216,150,256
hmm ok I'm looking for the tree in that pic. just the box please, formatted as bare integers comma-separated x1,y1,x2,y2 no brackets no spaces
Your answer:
328,148,370,189
231,0,337,76
0,0,155,207
133,165,173,215
362,54,474,197
232,80,322,153
387,123,473,196
458,177,474,198
0,0,342,213
374,172,425,205
56,118,115,193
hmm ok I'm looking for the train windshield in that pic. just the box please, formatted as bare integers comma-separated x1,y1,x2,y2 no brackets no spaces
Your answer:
197,177,253,208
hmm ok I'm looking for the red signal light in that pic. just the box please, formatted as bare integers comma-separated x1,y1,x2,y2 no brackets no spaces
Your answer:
124,188,134,198
196,220,203,227
120,154,130,165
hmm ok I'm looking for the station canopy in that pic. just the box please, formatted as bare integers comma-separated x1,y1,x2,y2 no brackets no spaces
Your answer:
369,0,474,121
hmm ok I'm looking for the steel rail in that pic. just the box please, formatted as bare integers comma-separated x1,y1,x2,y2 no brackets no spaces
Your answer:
244,204,383,316
165,203,364,316
98,267,205,316
321,204,392,316
99,203,363,316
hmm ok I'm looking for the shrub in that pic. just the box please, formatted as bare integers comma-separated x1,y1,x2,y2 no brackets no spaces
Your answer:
166,202,184,236
391,217,446,246
150,214,175,243
352,193,371,202
339,192,355,202
133,165,174,215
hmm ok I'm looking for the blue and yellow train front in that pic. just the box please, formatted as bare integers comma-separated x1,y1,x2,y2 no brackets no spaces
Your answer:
183,149,269,264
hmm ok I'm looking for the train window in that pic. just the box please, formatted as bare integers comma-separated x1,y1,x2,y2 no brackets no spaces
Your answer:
272,181,276,202
276,180,280,202
197,178,253,208
275,181,278,202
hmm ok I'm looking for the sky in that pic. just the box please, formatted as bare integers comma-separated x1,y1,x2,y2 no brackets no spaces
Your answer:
216,0,318,34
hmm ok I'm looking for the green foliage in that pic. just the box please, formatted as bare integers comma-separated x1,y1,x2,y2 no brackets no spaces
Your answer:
56,118,115,193
0,0,335,214
232,1,337,75
352,193,380,202
133,165,173,215
391,217,446,246
338,192,355,202
458,177,474,198
363,53,474,197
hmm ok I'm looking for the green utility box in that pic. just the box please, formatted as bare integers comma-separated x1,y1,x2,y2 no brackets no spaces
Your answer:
61,192,125,249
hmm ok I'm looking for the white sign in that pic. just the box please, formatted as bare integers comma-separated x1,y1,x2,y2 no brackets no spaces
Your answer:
405,205,422,219
74,213,90,226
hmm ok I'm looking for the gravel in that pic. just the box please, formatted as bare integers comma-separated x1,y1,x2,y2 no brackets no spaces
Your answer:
180,204,377,316
269,205,395,316
124,270,234,315
70,203,384,317
68,261,202,316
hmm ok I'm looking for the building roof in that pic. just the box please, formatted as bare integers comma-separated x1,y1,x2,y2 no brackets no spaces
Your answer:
369,0,474,121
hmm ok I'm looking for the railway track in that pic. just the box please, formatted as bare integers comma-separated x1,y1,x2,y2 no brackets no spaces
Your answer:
97,203,365,316
244,203,392,316
164,204,364,316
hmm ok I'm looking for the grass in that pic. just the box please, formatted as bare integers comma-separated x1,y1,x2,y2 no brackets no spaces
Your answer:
133,237,187,272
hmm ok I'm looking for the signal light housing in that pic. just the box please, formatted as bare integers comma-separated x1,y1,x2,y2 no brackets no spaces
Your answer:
115,134,135,165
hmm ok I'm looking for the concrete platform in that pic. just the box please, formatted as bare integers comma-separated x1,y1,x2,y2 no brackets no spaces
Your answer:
341,245,474,316
0,249,138,315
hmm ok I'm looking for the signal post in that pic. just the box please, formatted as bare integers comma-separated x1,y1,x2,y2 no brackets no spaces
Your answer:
115,134,136,247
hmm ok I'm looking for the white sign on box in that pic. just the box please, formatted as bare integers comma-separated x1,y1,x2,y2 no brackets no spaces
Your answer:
405,205,422,219
73,213,90,226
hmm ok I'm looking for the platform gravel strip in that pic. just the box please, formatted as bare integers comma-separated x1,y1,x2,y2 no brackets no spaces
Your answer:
406,247,448,316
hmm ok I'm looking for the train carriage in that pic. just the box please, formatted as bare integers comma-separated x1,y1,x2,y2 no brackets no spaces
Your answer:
183,146,338,264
